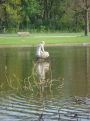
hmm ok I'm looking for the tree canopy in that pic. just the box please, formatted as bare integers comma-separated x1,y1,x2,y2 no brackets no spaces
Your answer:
0,0,90,35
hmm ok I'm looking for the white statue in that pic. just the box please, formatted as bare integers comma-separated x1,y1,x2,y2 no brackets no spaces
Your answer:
36,41,49,59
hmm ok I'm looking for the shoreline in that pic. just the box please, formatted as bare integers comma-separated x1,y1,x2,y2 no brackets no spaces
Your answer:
0,43,90,48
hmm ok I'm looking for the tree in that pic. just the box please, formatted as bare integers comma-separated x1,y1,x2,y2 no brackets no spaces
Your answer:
0,0,89,33
84,0,90,36
18,0,40,31
0,0,21,32
69,0,90,35
0,0,7,32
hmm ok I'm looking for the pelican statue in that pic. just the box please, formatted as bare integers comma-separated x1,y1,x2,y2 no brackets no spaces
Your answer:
35,41,49,59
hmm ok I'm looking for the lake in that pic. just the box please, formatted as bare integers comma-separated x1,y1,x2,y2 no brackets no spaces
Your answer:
0,46,90,121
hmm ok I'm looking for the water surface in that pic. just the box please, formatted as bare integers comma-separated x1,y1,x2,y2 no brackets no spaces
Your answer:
0,46,90,121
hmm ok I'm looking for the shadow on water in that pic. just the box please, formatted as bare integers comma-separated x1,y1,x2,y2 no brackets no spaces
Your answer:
0,46,90,121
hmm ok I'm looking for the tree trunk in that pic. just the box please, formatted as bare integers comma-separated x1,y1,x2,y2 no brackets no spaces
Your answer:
84,0,89,36
84,9,89,36
43,0,48,21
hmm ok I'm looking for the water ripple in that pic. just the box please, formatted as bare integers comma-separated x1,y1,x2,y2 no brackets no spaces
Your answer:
0,94,90,121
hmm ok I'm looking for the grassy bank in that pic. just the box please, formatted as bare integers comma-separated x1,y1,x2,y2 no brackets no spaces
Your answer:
0,33,90,45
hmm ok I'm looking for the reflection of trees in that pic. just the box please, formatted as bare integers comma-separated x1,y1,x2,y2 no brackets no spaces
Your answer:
85,46,90,96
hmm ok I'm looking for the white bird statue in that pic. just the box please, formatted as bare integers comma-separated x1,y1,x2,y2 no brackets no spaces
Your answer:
36,41,49,59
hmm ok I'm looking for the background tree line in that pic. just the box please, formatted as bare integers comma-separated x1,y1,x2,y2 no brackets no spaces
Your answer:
0,0,90,35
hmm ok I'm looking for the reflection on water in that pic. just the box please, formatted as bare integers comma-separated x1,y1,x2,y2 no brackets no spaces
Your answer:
0,46,90,121
35,61,50,81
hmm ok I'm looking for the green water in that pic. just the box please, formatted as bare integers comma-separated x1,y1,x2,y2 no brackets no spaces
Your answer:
0,46,90,121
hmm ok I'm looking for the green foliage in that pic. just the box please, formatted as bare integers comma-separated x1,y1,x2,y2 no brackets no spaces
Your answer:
0,0,90,33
